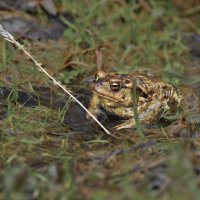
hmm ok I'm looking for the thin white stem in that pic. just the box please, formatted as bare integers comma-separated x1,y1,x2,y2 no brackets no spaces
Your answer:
0,25,116,138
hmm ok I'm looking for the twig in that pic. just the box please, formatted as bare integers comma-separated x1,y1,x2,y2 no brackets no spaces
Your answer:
0,25,116,138
96,48,103,71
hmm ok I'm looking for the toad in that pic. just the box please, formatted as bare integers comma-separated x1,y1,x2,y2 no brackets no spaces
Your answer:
87,50,199,130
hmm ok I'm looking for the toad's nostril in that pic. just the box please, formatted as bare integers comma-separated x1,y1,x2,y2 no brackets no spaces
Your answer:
96,81,103,87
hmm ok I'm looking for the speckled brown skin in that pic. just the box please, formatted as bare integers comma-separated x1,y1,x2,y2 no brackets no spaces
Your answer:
87,72,183,130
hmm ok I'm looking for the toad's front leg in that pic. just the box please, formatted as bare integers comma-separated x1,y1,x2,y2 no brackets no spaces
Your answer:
114,100,165,130
86,94,101,119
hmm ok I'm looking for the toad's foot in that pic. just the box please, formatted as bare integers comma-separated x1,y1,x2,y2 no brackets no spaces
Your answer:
86,107,99,120
114,118,136,130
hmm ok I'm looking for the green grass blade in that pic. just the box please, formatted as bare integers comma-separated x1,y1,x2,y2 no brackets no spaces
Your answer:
132,78,144,138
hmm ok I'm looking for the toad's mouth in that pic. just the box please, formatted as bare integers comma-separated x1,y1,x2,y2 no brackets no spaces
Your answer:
93,90,123,103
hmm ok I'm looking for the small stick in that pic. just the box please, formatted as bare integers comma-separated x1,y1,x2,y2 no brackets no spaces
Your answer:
0,25,117,138
95,48,106,78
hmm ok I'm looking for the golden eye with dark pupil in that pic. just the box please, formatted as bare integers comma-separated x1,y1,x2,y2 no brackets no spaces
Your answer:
110,82,121,92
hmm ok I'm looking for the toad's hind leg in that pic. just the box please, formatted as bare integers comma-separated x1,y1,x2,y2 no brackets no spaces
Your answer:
114,101,165,130
139,100,165,124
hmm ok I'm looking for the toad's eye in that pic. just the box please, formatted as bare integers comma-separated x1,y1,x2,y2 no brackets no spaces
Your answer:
110,82,121,92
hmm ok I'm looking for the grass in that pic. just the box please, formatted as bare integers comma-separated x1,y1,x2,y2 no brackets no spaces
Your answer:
0,0,200,199
133,78,144,138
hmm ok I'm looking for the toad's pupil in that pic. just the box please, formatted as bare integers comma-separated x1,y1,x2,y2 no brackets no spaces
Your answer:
110,82,121,91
